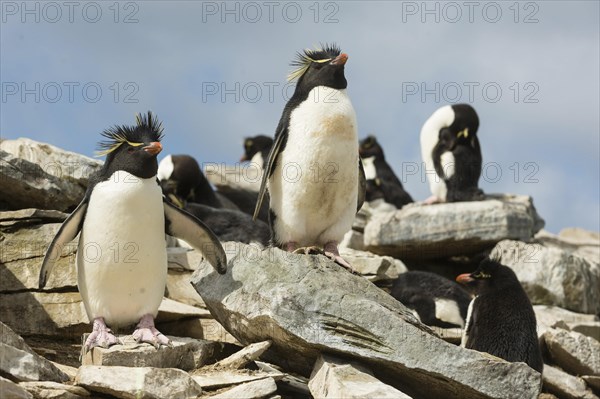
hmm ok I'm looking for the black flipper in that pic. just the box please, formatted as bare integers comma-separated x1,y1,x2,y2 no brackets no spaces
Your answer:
163,200,227,274
253,125,287,221
357,158,366,212
39,199,88,289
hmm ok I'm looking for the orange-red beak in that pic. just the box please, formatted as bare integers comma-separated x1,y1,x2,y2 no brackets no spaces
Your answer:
331,53,348,66
456,273,474,285
143,142,162,156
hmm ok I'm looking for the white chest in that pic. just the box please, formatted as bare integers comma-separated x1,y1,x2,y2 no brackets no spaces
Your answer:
77,171,167,326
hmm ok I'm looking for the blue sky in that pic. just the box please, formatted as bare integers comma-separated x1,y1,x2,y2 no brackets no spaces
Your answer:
1,1,599,234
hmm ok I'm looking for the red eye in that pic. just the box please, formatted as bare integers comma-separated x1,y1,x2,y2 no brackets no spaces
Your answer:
127,147,135,153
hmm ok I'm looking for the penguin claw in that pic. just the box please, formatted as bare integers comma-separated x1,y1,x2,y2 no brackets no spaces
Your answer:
133,314,171,349
83,317,119,354
423,195,443,205
293,246,322,255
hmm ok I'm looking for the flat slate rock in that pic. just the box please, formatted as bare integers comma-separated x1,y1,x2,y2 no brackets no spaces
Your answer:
544,328,600,376
192,242,542,399
363,194,544,260
82,335,220,370
76,365,202,399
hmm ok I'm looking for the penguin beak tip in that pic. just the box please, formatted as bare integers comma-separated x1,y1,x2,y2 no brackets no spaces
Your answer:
143,142,163,156
456,273,474,285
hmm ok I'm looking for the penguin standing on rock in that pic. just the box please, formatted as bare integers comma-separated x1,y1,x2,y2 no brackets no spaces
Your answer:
420,104,484,203
40,112,226,352
359,135,413,208
456,258,543,373
254,44,365,270
240,135,273,169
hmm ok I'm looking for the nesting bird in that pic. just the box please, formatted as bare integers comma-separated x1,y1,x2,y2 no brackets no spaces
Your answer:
359,135,413,208
254,44,365,270
40,112,226,351
390,271,471,328
456,258,543,373
420,104,484,203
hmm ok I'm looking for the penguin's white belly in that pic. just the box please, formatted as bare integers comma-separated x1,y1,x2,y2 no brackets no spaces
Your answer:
434,298,464,327
461,296,477,347
270,87,358,246
77,171,167,327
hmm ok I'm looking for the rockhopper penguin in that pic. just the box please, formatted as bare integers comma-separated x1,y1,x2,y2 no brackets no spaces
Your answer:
420,104,484,203
240,135,273,169
359,135,413,208
456,257,543,373
254,44,366,270
39,112,227,352
390,271,472,328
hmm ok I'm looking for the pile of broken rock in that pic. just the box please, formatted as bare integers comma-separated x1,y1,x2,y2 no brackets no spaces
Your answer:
1,138,599,399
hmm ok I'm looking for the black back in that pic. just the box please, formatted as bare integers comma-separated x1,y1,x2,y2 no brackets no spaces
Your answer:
183,202,270,245
432,104,483,202
463,259,543,373
241,135,273,166
390,271,471,328
159,155,220,208
359,136,413,208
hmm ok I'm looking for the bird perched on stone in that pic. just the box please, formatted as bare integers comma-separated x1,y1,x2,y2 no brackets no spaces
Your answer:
391,271,472,328
456,257,543,373
254,43,365,270
420,104,484,204
40,112,226,352
359,135,413,208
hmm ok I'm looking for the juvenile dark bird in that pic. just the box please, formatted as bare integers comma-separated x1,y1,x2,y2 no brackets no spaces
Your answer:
456,258,543,373
390,271,472,328
254,44,365,270
240,135,273,169
40,112,226,352
359,135,413,208
420,104,484,203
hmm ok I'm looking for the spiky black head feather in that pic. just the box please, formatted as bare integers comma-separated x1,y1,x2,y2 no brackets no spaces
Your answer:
97,111,164,157
286,43,347,95
95,111,164,180
288,43,342,81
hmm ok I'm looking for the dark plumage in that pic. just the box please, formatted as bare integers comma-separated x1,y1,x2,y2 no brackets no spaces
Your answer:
240,135,273,166
183,202,270,245
456,258,543,373
157,154,223,208
391,271,471,328
432,104,484,202
359,135,413,208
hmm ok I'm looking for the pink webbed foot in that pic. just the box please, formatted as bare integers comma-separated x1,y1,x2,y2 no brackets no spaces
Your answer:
282,241,298,252
293,246,322,255
84,317,120,353
423,195,443,205
132,314,172,348
323,242,358,274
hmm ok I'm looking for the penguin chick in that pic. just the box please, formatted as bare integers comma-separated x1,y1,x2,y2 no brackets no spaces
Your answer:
40,112,226,352
390,271,472,328
254,43,366,271
240,135,273,169
420,104,484,204
456,258,543,373
359,135,413,208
